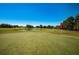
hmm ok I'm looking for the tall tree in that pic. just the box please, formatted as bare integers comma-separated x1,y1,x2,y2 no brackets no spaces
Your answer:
75,14,79,30
62,16,74,30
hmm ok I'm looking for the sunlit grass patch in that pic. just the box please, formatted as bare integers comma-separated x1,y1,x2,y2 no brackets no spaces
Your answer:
0,28,79,54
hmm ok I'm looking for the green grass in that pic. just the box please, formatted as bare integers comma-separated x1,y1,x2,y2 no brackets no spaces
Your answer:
0,28,25,33
0,28,79,55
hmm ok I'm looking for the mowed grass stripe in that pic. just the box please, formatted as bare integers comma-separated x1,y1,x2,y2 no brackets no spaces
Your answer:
0,32,79,55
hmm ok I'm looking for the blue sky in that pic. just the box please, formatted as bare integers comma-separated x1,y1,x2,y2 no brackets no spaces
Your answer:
0,3,79,26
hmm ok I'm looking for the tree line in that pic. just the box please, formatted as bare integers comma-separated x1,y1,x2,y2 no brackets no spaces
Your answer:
0,14,79,31
0,24,54,29
0,24,19,28
60,14,79,31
